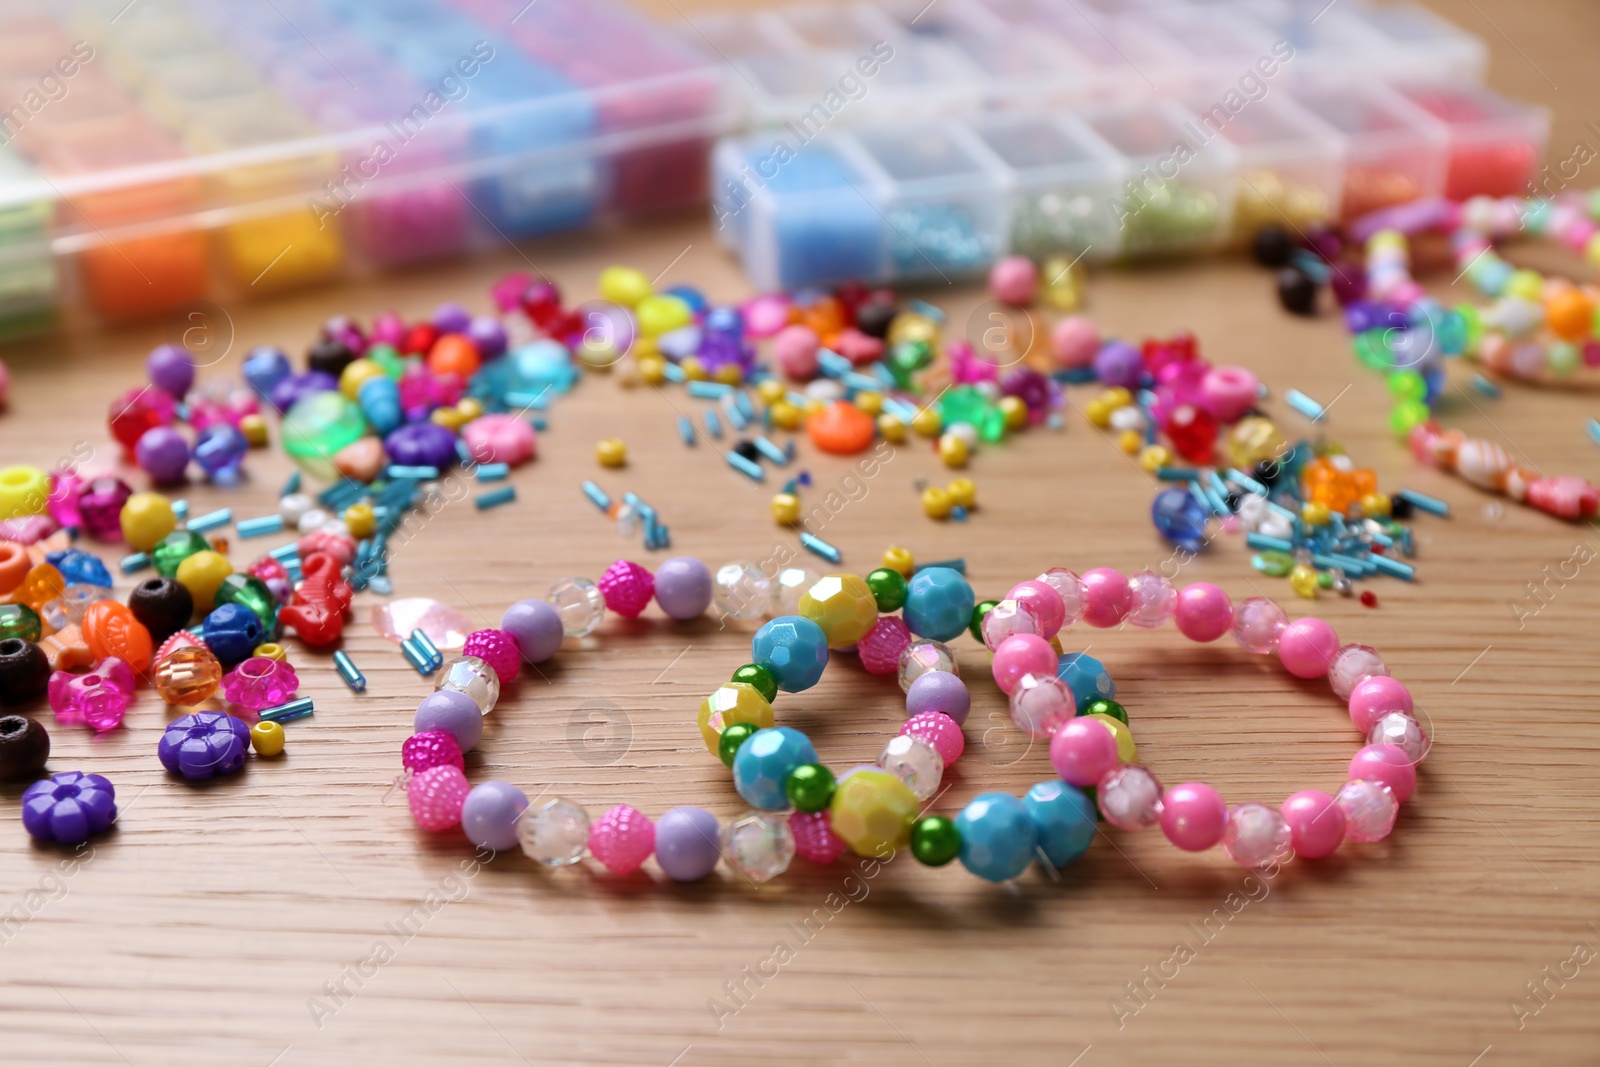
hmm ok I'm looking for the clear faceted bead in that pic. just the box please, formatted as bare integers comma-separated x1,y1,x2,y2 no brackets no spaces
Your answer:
519,798,590,866
1327,643,1388,700
1231,596,1288,654
713,561,773,624
898,639,957,692
1222,803,1292,866
981,598,1040,651
435,655,500,714
770,566,822,617
1037,567,1085,625
877,734,944,801
1098,765,1164,831
548,576,606,637
1337,779,1398,843
1368,710,1430,765
722,812,795,882
614,503,641,537
1009,672,1076,738
1125,569,1176,629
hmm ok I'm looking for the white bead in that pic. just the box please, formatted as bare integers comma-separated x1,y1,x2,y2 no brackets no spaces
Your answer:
1009,672,1076,738
1108,405,1146,433
1036,568,1085,625
1337,779,1398,842
898,639,956,692
1258,514,1293,540
435,655,500,714
877,734,944,800
1369,711,1429,764
1222,803,1292,867
296,508,330,533
945,423,978,446
1327,643,1388,701
1236,493,1268,532
770,566,821,617
1098,765,1163,831
722,812,794,882
981,598,1040,651
712,561,773,623
519,798,590,866
803,379,844,402
318,519,350,538
974,380,1002,401
548,576,606,637
277,493,313,525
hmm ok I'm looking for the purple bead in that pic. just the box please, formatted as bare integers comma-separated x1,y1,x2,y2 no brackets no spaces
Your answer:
193,423,247,476
323,315,366,355
157,711,250,780
905,670,971,726
651,557,713,620
467,316,507,360
269,371,338,413
654,806,721,881
371,312,406,347
500,599,564,664
1000,367,1051,416
1344,301,1381,334
1330,262,1366,306
460,780,529,852
265,577,292,604
135,427,191,485
21,771,117,844
147,344,196,397
75,476,133,541
414,689,483,751
433,302,472,334
384,422,458,469
1093,340,1143,389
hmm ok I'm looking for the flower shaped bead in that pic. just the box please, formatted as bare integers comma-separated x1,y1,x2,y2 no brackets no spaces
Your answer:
158,711,251,780
22,771,117,844
221,656,299,710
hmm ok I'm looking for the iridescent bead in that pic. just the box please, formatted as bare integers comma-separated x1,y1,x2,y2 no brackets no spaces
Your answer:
722,812,795,881
798,573,879,648
697,682,774,755
900,710,965,764
1336,778,1398,842
1368,710,1429,764
857,616,911,675
876,734,943,801
1327,643,1388,701
897,639,956,692
1125,570,1176,629
409,765,470,831
713,561,773,623
903,566,975,642
1024,781,1096,868
769,565,820,616
519,798,591,866
955,793,1038,882
1037,567,1086,625
1056,651,1114,712
790,810,849,865
152,646,223,705
828,768,918,856
981,598,1040,651
1222,802,1293,866
1009,672,1076,738
1097,765,1164,831
750,616,830,693
435,656,500,714
547,577,605,638
733,727,817,810
1231,596,1288,654
597,560,655,619
220,656,300,710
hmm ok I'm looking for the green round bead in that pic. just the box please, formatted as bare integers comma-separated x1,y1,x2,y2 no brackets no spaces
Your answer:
865,568,908,613
731,663,778,703
717,722,757,768
968,599,999,643
151,530,211,578
0,603,42,644
785,762,836,813
1316,571,1334,590
1082,698,1127,725
910,815,962,867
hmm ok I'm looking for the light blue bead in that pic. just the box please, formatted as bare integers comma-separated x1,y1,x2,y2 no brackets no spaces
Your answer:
1024,781,1096,868
751,616,830,693
903,567,975,642
358,375,402,436
506,340,579,398
1056,652,1114,713
955,793,1038,882
732,727,817,810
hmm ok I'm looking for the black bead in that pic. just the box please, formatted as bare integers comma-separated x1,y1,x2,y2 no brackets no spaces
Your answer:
733,440,762,463
1253,460,1282,488
127,576,194,644
853,301,899,339
0,638,49,705
0,714,48,781
1390,497,1414,520
307,337,356,379
1276,268,1319,317
1251,225,1294,268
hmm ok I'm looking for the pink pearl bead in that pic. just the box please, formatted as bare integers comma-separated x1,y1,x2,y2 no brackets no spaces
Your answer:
773,324,821,379
1276,617,1340,679
1005,579,1066,637
1079,568,1132,628
1281,789,1346,859
1050,316,1099,368
790,810,849,864
588,804,656,874
858,615,912,675
1159,782,1228,852
402,729,465,774
1348,675,1413,732
598,559,655,619
408,765,470,832
1200,365,1258,424
991,633,1057,695
989,255,1038,306
1174,582,1232,642
1049,717,1120,787
901,710,965,765
1349,743,1416,802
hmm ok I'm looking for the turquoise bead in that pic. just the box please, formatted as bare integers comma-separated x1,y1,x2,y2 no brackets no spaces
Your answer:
358,375,402,436
903,567,974,642
750,616,829,693
732,727,817,810
1024,781,1096,868
955,793,1038,883
1057,651,1114,713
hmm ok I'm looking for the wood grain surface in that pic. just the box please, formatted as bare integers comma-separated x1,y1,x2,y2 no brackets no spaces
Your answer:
2,2,1599,1064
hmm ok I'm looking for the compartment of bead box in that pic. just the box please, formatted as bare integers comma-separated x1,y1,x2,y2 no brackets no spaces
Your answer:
1287,82,1449,222
1392,81,1549,200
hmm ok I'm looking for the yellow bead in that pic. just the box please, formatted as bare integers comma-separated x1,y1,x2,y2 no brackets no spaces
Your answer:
1290,565,1320,599
937,433,969,468
946,477,976,508
1360,492,1392,517
343,502,376,539
828,769,918,856
881,546,914,576
799,573,879,648
998,395,1028,430
802,398,826,418
697,682,775,755
456,397,484,422
877,414,907,442
922,486,953,519
252,643,287,661
598,265,652,307
0,465,50,519
430,407,469,432
854,391,883,416
1139,444,1172,474
635,295,692,338
1368,229,1405,254
338,358,384,400
771,492,801,525
1088,713,1137,764
1085,399,1111,428
886,313,939,349
681,356,708,381
251,720,286,757
1039,254,1083,310
1301,501,1331,526
1586,233,1600,267
596,438,627,468
638,354,666,385
911,407,942,437
16,564,65,611
756,379,786,404
712,362,743,386
175,550,234,613
771,401,803,431
119,492,177,553
1117,429,1143,455
1506,268,1544,303
239,413,269,447
1104,387,1133,409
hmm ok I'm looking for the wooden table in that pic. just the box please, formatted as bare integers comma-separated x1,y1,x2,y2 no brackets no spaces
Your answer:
3,2,1598,1063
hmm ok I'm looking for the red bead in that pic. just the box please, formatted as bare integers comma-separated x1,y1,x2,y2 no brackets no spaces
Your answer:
1165,403,1217,464
279,602,343,646
521,280,564,329
1360,591,1378,608
107,387,175,453
402,323,439,356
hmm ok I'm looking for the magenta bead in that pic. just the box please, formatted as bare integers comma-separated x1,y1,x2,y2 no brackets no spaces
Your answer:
598,560,655,619
1349,743,1417,802
75,476,133,540
1200,365,1258,423
901,710,965,765
48,657,135,731
1050,316,1099,368
588,804,656,874
402,729,465,774
1159,782,1228,851
221,657,299,710
1174,582,1232,642
1079,567,1132,628
790,810,849,865
1277,617,1340,679
1281,789,1345,859
408,765,470,831
1005,579,1066,637
991,633,1056,695
1348,675,1413,732
462,629,521,686
858,615,911,675
1049,717,1120,787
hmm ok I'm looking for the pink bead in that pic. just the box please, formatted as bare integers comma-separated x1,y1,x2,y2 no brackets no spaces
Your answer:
901,711,965,765
1079,567,1132,628
1174,582,1232,642
588,804,656,874
1159,782,1228,852
0,356,8,407
1049,717,1120,787
989,255,1038,306
409,765,470,831
598,560,655,619
402,729,465,774
298,530,356,566
1281,789,1345,859
460,413,536,467
1200,365,1259,424
1006,579,1066,637
248,555,289,585
47,657,135,731
742,294,792,338
1348,675,1412,733
1050,316,1100,369
1349,744,1416,802
991,633,1056,695
790,810,849,865
836,327,884,365
1277,617,1340,679
857,615,911,675
221,657,299,710
773,324,821,379
462,629,521,686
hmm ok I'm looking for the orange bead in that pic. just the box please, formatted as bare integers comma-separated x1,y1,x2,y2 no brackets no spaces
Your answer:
39,624,93,672
82,600,153,674
798,296,846,339
1545,288,1593,341
807,401,876,455
15,563,64,611
428,333,481,378
0,541,27,596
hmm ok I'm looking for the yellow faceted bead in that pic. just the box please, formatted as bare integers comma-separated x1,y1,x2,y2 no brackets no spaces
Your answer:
877,414,907,442
1117,429,1143,455
998,395,1028,430
922,486,953,519
1360,492,1391,517
756,379,787,404
251,720,286,757
1223,415,1286,469
239,413,269,447
339,358,384,400
1301,501,1331,526
119,492,177,553
153,645,223,704
596,438,627,468
937,433,969,468
0,465,50,519
882,546,914,576
1506,268,1544,303
697,682,775,755
799,573,879,648
430,407,469,432
854,390,883,416
1088,713,1137,765
1085,399,1112,428
771,492,801,525
712,362,744,386
638,354,666,385
252,643,287,661
946,477,976,508
1290,565,1320,599
1139,444,1172,473
175,550,233,613
681,356,708,381
828,769,918,857
598,265,652,307
771,401,803,431
911,407,942,438
343,502,376,539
